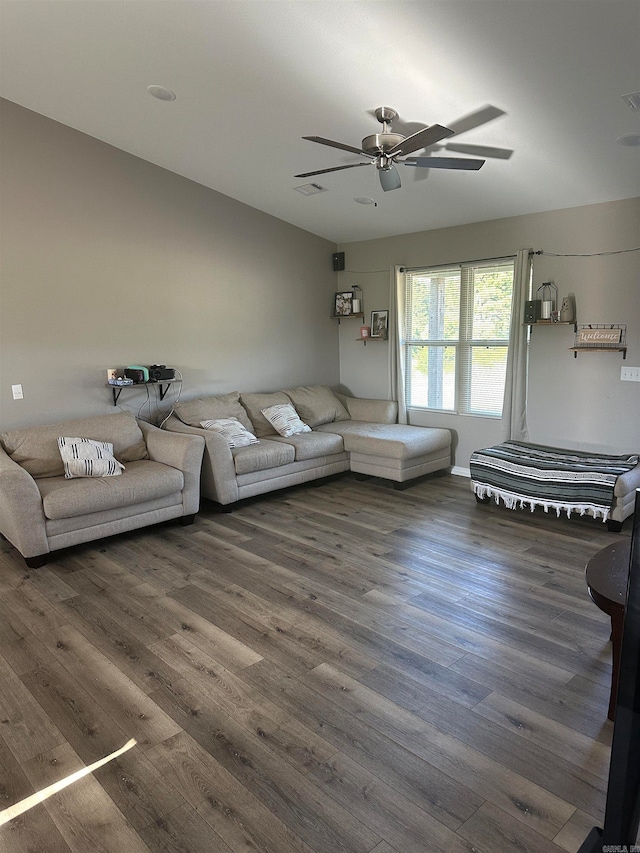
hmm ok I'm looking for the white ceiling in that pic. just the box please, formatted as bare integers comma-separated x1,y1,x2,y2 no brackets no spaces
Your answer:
1,1,639,244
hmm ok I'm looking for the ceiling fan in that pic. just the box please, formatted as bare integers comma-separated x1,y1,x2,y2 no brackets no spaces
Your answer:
295,106,495,193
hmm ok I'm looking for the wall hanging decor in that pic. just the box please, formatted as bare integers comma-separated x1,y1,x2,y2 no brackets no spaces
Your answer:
537,281,558,320
371,310,389,339
570,324,627,358
333,291,353,316
351,285,363,315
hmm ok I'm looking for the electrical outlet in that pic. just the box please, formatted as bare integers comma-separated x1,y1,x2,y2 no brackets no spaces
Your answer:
11,384,24,400
621,366,640,382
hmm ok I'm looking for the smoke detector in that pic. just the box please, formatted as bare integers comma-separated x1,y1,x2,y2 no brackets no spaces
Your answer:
147,85,176,101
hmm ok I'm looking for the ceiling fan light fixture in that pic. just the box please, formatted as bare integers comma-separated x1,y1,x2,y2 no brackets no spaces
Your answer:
362,133,405,156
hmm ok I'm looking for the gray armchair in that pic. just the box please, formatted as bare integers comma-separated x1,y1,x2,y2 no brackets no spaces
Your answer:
0,412,204,568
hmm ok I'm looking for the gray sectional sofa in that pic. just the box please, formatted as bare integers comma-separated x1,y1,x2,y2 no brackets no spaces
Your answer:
163,385,451,507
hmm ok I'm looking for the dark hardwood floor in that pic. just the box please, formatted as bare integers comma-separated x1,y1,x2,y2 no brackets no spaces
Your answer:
0,473,628,852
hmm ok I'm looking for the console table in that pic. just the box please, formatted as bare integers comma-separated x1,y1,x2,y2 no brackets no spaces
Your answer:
586,539,632,720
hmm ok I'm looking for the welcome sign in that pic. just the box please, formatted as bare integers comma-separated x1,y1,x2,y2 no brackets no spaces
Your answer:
575,327,623,345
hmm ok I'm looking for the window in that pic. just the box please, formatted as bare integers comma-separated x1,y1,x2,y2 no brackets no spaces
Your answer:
404,258,515,417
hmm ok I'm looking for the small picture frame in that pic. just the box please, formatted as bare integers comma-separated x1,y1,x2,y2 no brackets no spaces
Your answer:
334,291,353,316
370,310,389,338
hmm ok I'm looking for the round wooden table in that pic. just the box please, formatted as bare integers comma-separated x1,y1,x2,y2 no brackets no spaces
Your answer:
586,539,632,720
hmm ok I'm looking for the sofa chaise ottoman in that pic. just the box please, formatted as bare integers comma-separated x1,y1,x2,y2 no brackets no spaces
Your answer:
0,411,205,567
163,385,451,507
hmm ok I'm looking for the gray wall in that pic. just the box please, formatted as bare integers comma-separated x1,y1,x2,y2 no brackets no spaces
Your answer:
337,198,640,468
0,99,338,430
3,98,638,471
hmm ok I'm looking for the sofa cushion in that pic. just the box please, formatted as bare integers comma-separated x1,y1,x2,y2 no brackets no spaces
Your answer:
315,421,451,460
269,431,344,461
232,439,295,475
240,392,291,437
1,412,148,479
37,460,183,520
174,392,254,433
336,394,398,424
284,385,350,428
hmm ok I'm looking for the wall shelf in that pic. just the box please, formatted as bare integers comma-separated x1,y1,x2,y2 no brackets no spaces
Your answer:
526,321,577,330
108,378,180,405
526,320,575,325
356,337,387,346
569,347,627,359
332,312,364,324
570,324,627,358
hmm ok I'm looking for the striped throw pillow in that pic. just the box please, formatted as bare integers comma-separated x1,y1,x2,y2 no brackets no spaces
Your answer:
57,437,125,479
261,403,311,438
200,417,259,447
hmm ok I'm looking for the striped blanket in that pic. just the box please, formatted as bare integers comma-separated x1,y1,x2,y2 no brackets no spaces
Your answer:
470,441,639,522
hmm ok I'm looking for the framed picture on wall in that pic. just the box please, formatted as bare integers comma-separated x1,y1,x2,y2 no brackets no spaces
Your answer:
334,292,353,316
370,310,389,338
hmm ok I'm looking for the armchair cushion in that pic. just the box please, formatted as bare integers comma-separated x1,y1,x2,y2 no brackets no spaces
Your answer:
1,411,147,478
36,460,184,520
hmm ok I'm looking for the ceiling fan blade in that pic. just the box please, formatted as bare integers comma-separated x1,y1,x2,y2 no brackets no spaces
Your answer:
388,124,454,156
295,163,370,178
379,165,401,192
302,136,367,156
445,105,505,136
444,142,513,159
404,157,485,170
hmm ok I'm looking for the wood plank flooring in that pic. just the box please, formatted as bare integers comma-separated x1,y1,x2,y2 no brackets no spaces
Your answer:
0,473,629,852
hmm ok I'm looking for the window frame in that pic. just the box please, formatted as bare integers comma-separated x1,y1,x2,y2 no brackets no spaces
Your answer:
403,258,515,418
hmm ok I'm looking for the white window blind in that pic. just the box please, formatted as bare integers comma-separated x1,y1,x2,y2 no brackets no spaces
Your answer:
404,259,515,417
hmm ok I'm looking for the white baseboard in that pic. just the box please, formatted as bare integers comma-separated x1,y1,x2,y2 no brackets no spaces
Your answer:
451,466,470,478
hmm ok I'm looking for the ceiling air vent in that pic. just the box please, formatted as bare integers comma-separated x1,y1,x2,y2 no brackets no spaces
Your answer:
620,91,640,111
293,183,327,195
